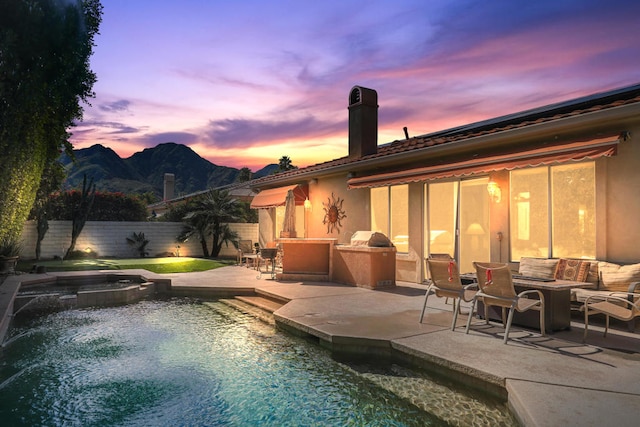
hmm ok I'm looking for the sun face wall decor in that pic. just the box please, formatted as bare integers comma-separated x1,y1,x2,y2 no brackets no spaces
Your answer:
322,192,347,234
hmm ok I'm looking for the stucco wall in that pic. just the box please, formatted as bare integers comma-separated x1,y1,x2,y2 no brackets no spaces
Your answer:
257,209,275,248
396,182,424,283
306,175,421,282
19,221,259,260
602,125,640,262
307,174,370,243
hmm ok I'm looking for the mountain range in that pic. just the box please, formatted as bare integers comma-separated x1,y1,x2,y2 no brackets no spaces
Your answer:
60,143,278,199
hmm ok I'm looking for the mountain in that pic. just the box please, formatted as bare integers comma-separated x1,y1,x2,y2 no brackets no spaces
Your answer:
254,163,279,177
61,143,279,198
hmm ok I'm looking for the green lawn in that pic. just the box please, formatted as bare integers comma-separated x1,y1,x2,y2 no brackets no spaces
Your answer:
16,257,235,274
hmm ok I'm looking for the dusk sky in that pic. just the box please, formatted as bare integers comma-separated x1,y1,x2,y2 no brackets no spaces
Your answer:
70,0,640,171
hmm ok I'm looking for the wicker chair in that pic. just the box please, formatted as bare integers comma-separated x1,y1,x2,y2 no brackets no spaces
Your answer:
419,257,477,330
466,262,545,344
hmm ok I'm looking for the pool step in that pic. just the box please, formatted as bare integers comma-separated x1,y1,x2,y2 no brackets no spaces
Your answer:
219,294,286,325
235,295,286,313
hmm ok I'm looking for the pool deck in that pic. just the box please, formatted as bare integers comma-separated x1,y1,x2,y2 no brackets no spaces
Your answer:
3,266,639,426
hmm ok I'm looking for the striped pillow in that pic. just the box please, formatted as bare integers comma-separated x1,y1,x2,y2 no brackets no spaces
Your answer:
518,257,559,279
598,262,640,292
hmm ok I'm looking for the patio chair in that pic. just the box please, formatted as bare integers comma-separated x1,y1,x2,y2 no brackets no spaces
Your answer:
419,257,478,330
583,290,640,342
237,240,257,268
466,262,545,344
257,247,279,280
426,253,457,306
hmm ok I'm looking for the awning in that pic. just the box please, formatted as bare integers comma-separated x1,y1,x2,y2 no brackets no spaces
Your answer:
250,184,308,209
348,135,621,189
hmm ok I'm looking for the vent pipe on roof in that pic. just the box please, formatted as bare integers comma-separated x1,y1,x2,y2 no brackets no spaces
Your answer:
403,126,409,139
348,86,378,158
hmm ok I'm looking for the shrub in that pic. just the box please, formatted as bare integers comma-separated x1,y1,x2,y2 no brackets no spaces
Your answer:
126,232,150,258
46,191,148,221
0,236,22,257
65,249,99,260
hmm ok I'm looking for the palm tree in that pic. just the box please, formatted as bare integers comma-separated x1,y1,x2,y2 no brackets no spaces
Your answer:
176,189,242,258
126,232,150,258
277,155,297,172
177,211,212,257
236,167,252,182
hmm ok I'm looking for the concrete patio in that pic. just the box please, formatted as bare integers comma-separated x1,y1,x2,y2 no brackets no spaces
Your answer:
2,265,639,426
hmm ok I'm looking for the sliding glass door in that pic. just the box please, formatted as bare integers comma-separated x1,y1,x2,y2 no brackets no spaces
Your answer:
425,178,490,274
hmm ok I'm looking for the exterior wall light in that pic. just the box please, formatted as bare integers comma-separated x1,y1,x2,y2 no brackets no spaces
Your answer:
487,180,501,203
304,198,312,211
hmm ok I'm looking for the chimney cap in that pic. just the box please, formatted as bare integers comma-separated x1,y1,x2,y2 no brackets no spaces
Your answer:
349,86,377,107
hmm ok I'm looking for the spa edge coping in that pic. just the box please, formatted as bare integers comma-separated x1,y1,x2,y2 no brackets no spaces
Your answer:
0,271,171,344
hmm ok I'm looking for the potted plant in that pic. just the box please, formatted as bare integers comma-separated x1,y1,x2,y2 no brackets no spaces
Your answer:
0,237,22,274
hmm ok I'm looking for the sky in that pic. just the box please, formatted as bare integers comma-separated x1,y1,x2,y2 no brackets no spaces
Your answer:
70,0,640,172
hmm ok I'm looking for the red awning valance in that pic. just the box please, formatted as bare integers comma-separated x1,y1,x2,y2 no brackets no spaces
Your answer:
250,184,308,209
348,135,621,189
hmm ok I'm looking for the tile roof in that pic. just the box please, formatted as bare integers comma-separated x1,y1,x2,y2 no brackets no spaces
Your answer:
252,83,640,187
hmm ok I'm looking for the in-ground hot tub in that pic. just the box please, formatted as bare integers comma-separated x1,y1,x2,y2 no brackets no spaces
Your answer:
333,231,396,289
13,273,167,316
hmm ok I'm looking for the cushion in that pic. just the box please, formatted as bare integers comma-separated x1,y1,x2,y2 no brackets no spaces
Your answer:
586,262,600,287
598,261,640,292
571,288,619,303
518,257,559,279
555,259,591,282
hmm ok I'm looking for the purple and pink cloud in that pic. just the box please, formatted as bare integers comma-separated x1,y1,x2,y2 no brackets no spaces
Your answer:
71,0,640,171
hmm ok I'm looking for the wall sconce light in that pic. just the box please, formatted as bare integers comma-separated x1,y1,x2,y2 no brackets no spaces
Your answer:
304,197,312,211
487,180,501,203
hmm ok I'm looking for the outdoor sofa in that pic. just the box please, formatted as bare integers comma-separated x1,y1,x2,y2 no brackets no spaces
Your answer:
517,257,640,331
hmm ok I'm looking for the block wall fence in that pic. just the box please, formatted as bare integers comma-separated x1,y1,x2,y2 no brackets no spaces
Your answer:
19,221,259,260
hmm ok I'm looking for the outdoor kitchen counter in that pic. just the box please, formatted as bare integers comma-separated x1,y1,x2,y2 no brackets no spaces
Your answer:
277,238,337,282
333,245,397,289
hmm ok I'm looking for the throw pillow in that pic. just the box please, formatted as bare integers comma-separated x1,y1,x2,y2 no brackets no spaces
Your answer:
518,257,559,279
555,259,591,282
598,261,640,292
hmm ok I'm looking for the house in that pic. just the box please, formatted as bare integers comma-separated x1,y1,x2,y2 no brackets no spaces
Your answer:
249,83,640,283
147,175,256,218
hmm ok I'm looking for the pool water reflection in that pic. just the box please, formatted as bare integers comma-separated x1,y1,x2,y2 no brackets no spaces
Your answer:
0,298,514,426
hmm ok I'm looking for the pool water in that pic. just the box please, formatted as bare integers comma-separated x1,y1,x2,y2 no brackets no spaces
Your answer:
0,299,514,426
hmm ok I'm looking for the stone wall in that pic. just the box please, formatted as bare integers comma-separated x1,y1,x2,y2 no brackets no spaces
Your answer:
19,221,259,260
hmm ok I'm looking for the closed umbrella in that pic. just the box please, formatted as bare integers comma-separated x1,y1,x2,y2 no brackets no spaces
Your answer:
281,189,297,238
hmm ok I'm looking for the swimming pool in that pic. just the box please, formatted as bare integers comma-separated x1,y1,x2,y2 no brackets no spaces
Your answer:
0,299,514,426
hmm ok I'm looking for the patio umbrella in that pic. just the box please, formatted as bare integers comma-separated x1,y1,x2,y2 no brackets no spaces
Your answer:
281,189,297,238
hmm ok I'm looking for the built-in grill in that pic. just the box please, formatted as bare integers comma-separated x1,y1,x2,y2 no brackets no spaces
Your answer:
349,231,393,247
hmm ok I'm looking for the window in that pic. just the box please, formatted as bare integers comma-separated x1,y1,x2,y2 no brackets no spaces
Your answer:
510,162,595,260
370,185,408,252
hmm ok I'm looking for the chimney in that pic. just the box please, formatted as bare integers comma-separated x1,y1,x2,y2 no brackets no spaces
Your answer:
348,86,378,158
163,173,175,201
